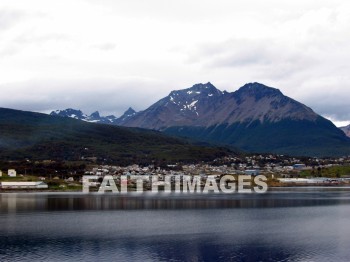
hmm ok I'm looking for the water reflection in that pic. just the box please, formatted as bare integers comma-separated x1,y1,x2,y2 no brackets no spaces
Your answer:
1,206,350,261
1,189,350,261
1,189,350,213
0,234,323,262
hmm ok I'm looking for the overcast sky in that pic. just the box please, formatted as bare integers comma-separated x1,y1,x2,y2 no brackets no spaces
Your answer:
1,0,350,126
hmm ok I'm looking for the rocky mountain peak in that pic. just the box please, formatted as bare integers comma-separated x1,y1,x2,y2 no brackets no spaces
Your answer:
169,82,222,99
113,107,137,125
189,82,218,92
90,111,100,118
50,108,86,119
235,82,283,100
124,107,136,116
50,108,117,124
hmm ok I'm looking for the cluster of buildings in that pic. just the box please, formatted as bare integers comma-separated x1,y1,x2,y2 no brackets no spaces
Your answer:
84,155,342,178
1,154,350,190
83,155,350,186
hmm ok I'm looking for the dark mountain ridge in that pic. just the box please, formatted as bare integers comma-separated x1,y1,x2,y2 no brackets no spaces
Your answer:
0,107,231,164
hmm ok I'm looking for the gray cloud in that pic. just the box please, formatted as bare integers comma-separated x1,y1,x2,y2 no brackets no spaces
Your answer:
0,45,19,58
294,76,350,122
188,39,318,81
93,43,117,51
14,33,69,44
183,4,350,124
1,0,350,126
0,78,170,117
0,9,26,31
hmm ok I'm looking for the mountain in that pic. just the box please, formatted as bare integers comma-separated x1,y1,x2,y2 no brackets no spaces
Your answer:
114,107,137,125
0,107,231,164
340,125,350,137
121,82,319,129
120,82,350,157
50,108,119,124
50,108,86,119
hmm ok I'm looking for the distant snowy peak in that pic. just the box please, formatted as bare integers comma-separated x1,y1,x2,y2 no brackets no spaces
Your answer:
50,107,138,125
114,107,137,125
90,111,100,119
50,108,118,124
164,82,224,116
50,108,87,120
169,82,223,101
123,107,136,117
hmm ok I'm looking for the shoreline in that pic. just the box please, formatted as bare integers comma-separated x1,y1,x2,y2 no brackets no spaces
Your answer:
2,185,350,194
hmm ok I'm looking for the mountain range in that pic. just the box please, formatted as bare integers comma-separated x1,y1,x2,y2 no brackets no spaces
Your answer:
52,82,350,157
50,107,137,125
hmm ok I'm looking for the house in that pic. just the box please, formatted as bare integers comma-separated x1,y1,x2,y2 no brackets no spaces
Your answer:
8,169,17,177
1,181,48,189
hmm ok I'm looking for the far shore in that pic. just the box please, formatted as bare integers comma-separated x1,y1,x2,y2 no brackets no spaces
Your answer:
2,185,350,194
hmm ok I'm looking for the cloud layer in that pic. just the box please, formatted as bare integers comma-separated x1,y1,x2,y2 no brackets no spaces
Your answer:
1,0,350,125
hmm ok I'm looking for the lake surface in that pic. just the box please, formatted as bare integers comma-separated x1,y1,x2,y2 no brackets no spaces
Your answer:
1,188,350,261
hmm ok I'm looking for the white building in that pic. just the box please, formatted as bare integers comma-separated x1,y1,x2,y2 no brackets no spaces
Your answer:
1,181,48,189
8,169,17,177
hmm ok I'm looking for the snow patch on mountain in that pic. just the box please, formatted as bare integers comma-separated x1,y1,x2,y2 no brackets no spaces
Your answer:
50,107,137,125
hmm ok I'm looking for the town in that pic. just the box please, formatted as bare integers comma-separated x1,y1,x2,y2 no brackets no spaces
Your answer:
1,154,350,191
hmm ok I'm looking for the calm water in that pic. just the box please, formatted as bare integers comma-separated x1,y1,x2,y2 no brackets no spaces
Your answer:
1,188,350,262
